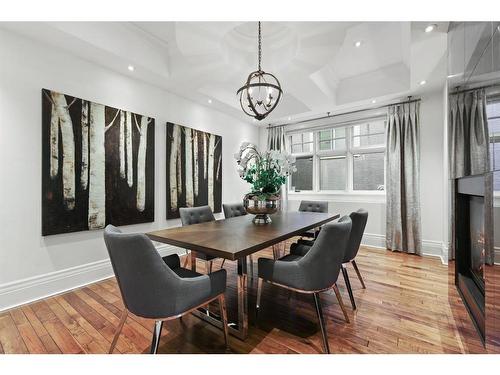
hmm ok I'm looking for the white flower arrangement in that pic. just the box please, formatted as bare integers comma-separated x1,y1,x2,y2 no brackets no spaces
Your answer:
234,142,296,196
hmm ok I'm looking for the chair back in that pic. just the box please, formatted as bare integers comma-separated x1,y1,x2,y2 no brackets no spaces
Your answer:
223,203,247,218
298,216,352,291
179,205,215,226
103,225,179,318
343,209,368,262
298,200,328,213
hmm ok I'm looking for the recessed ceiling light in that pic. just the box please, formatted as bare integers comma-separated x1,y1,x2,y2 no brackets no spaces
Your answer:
354,41,362,48
207,99,212,104
371,99,377,104
127,65,134,72
419,80,427,85
424,24,436,33
288,116,292,121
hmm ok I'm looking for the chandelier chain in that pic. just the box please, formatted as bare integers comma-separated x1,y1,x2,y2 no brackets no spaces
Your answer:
237,21,282,120
258,21,262,71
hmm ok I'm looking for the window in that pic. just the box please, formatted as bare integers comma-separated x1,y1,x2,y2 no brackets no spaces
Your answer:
318,128,346,151
291,156,313,191
291,132,313,154
352,122,385,148
289,118,386,193
353,153,385,190
320,156,346,190
487,98,500,191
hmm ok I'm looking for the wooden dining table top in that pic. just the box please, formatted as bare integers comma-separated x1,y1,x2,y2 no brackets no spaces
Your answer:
146,211,340,261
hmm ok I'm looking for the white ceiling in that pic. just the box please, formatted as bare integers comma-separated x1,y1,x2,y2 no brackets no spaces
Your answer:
1,21,448,125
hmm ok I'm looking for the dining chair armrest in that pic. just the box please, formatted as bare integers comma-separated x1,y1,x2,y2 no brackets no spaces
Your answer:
176,269,227,312
290,242,312,256
257,257,302,287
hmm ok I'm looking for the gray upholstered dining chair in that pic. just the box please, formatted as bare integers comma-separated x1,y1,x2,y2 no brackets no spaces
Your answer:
256,216,352,354
103,225,229,354
297,200,329,241
222,203,247,218
298,200,329,213
179,206,221,273
291,209,369,310
221,203,254,275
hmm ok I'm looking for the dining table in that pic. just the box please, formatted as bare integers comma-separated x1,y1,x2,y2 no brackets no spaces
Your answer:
146,210,340,340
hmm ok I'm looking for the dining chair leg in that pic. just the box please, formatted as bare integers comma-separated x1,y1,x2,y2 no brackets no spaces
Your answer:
218,294,230,350
332,283,350,323
313,293,330,354
341,265,356,310
249,255,254,279
109,309,128,354
351,260,366,289
183,250,189,268
150,320,163,354
272,245,278,260
256,277,263,316
206,260,213,274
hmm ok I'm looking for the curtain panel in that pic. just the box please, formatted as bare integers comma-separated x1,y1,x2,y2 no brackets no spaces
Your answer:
267,125,287,151
449,89,490,179
448,89,490,261
267,125,288,211
385,102,422,255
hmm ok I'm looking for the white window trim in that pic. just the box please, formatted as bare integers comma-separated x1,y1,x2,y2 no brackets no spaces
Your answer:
288,116,387,202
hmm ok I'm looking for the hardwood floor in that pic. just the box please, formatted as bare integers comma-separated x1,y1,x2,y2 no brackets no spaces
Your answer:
0,244,493,354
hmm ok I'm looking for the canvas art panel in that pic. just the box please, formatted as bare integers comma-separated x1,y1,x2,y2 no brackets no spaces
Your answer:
42,89,155,235
166,122,222,219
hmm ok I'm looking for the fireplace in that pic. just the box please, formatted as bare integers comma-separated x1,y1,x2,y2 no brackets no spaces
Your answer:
469,196,485,289
455,175,486,341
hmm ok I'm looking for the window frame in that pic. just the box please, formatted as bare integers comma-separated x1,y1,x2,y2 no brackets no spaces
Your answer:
487,96,500,206
288,117,387,196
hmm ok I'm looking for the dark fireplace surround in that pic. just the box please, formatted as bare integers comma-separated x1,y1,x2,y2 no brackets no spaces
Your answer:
454,174,492,342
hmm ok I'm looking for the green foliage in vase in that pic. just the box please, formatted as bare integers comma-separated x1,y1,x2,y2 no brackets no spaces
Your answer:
234,142,296,199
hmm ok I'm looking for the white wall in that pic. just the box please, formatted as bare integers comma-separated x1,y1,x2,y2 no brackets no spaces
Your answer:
259,87,449,261
0,29,259,310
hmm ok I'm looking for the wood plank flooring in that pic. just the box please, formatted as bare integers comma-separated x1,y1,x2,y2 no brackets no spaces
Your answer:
0,244,493,354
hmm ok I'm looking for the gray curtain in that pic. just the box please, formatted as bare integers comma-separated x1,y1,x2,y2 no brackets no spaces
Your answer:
267,125,287,151
449,89,489,179
386,102,422,255
267,125,288,211
448,89,490,261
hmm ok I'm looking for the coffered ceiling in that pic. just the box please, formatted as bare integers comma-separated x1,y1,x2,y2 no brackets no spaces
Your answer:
1,21,448,125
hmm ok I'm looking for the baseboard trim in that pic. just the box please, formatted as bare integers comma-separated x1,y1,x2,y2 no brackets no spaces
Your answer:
0,244,184,312
362,233,447,265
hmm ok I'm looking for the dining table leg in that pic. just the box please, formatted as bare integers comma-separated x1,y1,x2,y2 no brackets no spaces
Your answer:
190,251,197,272
190,255,250,341
236,256,249,338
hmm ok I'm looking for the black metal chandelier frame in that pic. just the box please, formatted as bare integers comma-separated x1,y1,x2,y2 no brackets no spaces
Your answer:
237,22,283,121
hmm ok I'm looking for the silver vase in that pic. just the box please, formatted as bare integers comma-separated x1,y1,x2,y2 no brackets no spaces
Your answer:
243,193,280,224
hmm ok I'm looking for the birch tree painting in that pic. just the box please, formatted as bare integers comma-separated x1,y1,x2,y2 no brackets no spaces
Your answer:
166,122,222,219
42,89,155,236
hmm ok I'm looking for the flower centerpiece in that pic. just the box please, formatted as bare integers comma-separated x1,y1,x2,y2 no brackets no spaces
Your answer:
234,142,296,224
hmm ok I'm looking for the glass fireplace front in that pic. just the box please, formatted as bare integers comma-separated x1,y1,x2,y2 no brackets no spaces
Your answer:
469,196,485,289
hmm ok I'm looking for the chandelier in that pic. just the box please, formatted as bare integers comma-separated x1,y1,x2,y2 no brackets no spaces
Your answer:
237,22,283,121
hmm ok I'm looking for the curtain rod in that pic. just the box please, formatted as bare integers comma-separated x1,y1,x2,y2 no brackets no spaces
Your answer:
450,82,500,96
267,97,421,129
